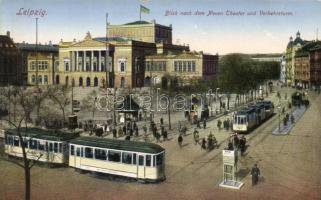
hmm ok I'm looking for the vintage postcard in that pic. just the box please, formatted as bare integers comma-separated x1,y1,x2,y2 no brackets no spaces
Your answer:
0,0,321,199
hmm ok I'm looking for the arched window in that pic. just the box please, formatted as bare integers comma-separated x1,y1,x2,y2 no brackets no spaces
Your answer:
120,77,125,88
32,75,36,83
79,77,83,86
65,76,69,86
38,75,42,84
55,75,60,84
94,77,98,87
86,77,91,87
44,75,48,84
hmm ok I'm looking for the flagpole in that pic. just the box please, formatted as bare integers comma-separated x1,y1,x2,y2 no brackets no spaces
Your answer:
139,6,141,21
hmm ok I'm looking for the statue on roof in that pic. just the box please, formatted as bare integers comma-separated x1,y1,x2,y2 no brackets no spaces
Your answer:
84,31,92,40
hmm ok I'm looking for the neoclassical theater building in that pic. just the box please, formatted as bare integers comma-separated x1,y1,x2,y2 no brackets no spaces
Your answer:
57,20,219,88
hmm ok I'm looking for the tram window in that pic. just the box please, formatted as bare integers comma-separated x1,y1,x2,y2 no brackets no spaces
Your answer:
8,135,13,145
29,139,38,150
133,153,137,164
85,147,93,159
59,143,62,153
76,147,81,157
49,143,53,152
146,155,151,167
13,137,20,146
240,117,244,124
23,139,29,148
138,155,144,166
95,149,107,160
122,152,132,164
4,135,8,144
108,150,121,162
70,145,75,156
156,154,163,166
54,143,58,153
38,141,45,151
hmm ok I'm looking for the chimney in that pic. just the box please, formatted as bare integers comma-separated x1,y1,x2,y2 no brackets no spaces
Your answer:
6,31,10,38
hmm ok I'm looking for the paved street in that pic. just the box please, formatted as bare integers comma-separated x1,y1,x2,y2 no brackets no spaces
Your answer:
0,88,320,200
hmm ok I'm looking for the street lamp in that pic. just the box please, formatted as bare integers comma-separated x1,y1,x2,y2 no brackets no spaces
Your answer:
277,106,281,132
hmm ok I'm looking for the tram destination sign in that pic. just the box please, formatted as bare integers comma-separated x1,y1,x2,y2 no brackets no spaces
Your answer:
222,150,236,165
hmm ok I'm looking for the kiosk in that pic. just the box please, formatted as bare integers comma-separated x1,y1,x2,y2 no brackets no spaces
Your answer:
219,150,244,189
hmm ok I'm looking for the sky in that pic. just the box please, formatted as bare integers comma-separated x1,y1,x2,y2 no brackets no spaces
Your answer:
0,0,321,54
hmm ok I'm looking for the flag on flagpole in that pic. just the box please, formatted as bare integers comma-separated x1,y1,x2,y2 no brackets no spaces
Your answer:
140,5,150,14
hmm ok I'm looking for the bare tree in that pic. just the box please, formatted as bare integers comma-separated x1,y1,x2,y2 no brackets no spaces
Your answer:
47,85,71,124
0,86,43,200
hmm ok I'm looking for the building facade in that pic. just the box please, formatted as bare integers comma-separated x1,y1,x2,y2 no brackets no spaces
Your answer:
309,45,321,88
17,42,58,86
57,21,217,88
0,31,22,85
285,31,307,86
144,51,218,86
108,20,172,44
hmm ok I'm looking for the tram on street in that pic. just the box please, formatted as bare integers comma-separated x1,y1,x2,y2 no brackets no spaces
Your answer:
68,137,166,182
233,100,274,133
4,128,78,164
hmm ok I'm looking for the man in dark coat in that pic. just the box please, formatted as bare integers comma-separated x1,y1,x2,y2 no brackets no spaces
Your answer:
251,164,261,186
203,119,207,129
160,117,164,125
178,134,183,148
239,136,246,156
112,127,117,138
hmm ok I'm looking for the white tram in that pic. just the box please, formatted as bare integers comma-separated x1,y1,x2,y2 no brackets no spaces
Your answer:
233,100,274,133
4,128,77,164
69,137,166,182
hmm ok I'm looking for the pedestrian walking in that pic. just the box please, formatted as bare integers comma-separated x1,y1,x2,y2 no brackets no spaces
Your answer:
233,133,239,149
251,164,261,186
163,130,168,141
239,136,246,156
201,138,206,150
197,120,201,128
143,124,147,135
156,131,161,143
118,127,123,137
160,117,164,125
291,114,295,124
178,134,183,148
203,119,207,129
112,127,117,138
125,135,131,141
217,119,222,130
134,127,139,137
122,125,127,136
227,139,234,150
193,128,199,145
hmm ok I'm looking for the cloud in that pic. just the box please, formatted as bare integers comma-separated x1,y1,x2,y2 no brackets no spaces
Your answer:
263,30,277,40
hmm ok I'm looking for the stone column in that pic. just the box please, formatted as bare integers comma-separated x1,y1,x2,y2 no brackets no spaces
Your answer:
76,51,79,71
91,50,94,72
98,50,101,72
83,51,86,72
69,51,73,72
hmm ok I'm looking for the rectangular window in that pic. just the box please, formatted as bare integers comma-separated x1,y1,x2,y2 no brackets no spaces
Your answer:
76,147,81,157
133,153,137,164
108,150,121,162
95,149,107,160
49,143,53,152
156,153,163,166
85,147,93,159
192,61,196,72
8,135,13,145
38,140,45,151
13,137,20,147
146,155,151,167
59,143,62,153
70,145,75,156
29,139,38,150
139,155,144,166
53,142,58,153
179,61,182,72
183,62,186,72
122,152,132,164
188,61,191,72
153,156,156,167
174,61,178,72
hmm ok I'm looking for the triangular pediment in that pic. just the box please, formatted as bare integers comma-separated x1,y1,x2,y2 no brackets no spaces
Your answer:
71,39,106,47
